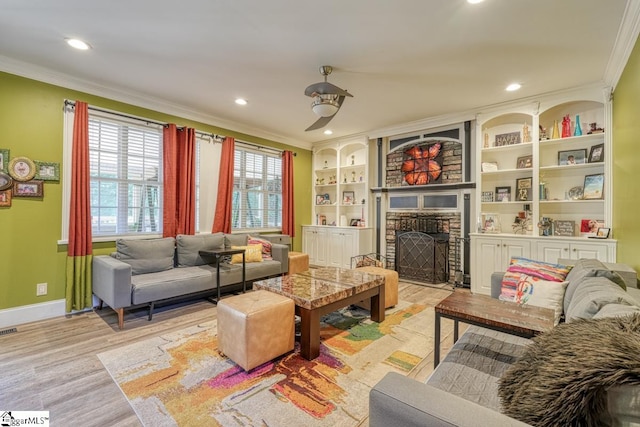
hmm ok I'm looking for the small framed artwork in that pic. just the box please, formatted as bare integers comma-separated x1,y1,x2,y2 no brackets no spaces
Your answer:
558,149,587,165
554,220,575,237
481,212,501,233
495,186,511,202
342,191,355,205
516,155,532,169
0,148,9,171
0,189,11,207
481,191,494,202
495,132,521,146
13,180,43,197
515,177,533,201
580,219,604,235
349,218,360,226
588,143,604,163
315,195,325,205
8,156,36,181
481,162,498,172
0,172,12,191
595,227,611,238
35,161,60,181
583,173,604,199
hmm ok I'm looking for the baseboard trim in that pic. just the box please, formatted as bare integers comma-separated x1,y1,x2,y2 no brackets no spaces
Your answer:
0,299,67,329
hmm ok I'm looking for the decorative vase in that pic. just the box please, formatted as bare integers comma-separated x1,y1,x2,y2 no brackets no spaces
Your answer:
562,115,571,138
552,120,560,139
574,115,582,136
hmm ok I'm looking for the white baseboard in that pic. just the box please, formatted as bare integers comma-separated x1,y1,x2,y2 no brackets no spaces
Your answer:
0,299,67,329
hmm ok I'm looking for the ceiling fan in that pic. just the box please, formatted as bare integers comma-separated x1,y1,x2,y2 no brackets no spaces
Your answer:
304,65,353,131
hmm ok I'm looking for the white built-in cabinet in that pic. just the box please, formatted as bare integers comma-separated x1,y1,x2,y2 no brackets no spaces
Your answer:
471,86,617,295
302,226,372,268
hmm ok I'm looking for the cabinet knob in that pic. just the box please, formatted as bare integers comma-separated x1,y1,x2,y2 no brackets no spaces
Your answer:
563,248,568,251
572,248,577,252
503,244,507,247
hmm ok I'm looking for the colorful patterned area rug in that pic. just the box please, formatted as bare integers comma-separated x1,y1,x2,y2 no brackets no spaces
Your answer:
98,301,430,427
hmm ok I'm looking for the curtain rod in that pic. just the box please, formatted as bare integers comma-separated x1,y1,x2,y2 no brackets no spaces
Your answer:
64,99,226,142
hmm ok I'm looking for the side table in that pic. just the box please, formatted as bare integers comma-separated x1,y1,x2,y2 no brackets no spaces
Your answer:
199,248,246,304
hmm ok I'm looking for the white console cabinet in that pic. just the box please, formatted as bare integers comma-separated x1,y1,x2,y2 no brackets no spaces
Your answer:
471,233,616,295
302,225,372,269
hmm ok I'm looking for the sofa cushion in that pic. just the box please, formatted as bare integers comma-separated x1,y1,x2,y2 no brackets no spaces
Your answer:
176,233,224,267
498,314,640,427
224,233,249,248
566,277,638,322
593,303,640,319
513,278,568,325
115,237,175,275
564,258,627,314
248,236,273,260
500,257,571,302
230,244,263,264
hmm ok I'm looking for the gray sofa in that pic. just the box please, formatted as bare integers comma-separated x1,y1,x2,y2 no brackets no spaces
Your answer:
369,259,640,426
93,233,288,329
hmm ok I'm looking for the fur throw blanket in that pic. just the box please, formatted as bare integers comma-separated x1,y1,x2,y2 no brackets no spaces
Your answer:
498,313,640,426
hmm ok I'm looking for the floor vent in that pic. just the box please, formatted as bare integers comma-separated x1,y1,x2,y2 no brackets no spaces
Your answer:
0,327,17,336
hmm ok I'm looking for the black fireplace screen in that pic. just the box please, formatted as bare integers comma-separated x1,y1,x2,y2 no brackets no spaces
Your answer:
395,231,449,284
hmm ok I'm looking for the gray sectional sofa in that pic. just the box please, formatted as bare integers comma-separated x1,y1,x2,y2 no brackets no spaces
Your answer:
369,259,640,426
92,233,288,329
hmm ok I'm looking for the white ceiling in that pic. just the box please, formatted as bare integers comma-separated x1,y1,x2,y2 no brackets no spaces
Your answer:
0,0,638,149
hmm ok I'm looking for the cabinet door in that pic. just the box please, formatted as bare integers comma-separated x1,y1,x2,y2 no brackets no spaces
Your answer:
340,229,356,268
536,241,569,264
570,242,608,261
302,227,318,265
501,238,531,269
472,237,503,295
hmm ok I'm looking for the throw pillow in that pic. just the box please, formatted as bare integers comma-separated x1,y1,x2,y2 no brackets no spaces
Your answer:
500,257,571,302
248,236,273,260
115,237,175,275
230,244,263,264
498,313,640,427
512,275,568,325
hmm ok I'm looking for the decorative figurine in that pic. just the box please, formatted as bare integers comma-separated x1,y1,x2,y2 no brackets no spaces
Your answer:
587,122,604,134
483,133,489,148
351,171,356,182
359,171,364,182
539,125,548,141
574,115,582,136
323,160,328,169
523,123,531,143
562,114,571,138
351,155,355,166
552,120,560,139
343,174,347,184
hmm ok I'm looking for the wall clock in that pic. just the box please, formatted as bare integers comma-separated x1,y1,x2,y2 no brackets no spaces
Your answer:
8,156,36,181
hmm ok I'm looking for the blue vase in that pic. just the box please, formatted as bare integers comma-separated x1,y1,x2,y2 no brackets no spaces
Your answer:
574,115,582,136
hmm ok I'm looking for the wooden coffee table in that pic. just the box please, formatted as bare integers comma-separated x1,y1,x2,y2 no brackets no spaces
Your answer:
433,291,554,367
253,267,385,360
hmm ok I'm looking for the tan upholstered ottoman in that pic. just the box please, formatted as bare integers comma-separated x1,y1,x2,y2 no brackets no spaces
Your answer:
288,251,310,275
217,290,294,371
355,266,399,309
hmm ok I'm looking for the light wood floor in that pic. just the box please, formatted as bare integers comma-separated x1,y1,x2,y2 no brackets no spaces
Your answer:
0,282,466,426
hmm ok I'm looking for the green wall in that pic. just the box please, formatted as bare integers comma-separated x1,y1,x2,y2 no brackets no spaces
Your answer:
613,37,640,274
0,71,311,311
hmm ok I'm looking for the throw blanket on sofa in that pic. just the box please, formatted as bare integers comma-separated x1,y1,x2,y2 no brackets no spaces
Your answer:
426,326,531,411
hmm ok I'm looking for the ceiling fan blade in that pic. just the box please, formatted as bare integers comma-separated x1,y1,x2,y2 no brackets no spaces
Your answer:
304,81,353,98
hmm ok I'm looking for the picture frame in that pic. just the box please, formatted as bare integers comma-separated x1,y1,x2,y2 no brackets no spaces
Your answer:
481,191,494,202
595,227,611,238
0,189,11,207
481,162,498,172
342,190,355,205
481,212,501,233
554,220,575,237
8,156,37,181
558,149,587,165
588,143,604,163
0,172,12,191
315,194,325,205
0,148,9,171
495,186,511,202
34,161,60,181
583,173,604,200
349,218,360,226
494,132,521,147
580,219,604,235
515,177,533,201
516,155,532,169
13,180,43,197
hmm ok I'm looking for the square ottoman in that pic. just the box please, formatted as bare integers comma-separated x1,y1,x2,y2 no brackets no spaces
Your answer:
355,266,399,309
217,290,295,371
288,251,310,275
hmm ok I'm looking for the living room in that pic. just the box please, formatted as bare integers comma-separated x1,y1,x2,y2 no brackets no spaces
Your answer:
2,1,640,425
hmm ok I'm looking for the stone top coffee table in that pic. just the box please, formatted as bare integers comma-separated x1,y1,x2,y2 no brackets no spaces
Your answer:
254,267,385,360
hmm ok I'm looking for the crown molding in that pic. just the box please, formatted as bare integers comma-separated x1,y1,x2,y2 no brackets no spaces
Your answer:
0,55,313,150
604,0,640,89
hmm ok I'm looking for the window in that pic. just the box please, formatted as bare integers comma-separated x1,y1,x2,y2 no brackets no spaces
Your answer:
232,144,282,230
88,114,163,236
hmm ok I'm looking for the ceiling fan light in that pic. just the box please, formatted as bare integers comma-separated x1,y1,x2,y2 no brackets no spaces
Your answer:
311,96,339,117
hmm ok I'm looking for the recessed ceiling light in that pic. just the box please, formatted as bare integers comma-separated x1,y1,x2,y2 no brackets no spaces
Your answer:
506,83,522,92
324,130,333,135
235,98,248,105
66,38,91,50
467,0,484,4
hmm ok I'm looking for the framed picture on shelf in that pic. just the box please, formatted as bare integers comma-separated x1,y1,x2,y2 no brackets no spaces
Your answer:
595,227,611,238
495,186,511,202
481,212,501,233
516,155,532,169
588,143,604,163
495,132,521,147
481,191,494,202
481,162,498,172
515,177,532,201
558,149,587,165
342,190,355,205
349,218,360,226
315,195,325,205
580,219,604,235
583,173,604,199
13,180,43,197
553,220,575,237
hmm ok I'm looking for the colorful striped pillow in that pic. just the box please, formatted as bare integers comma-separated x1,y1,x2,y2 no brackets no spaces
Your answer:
500,257,572,303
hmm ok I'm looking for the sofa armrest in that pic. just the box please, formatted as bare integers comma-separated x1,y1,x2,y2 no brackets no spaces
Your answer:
92,255,133,309
370,372,529,427
491,272,505,299
270,243,289,274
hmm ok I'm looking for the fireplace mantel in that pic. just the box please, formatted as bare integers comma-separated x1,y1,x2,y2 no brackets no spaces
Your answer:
370,182,475,194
